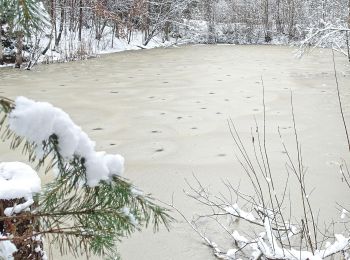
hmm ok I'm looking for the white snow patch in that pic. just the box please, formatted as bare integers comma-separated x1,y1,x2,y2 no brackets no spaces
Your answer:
9,96,124,187
341,209,348,219
226,248,237,257
122,207,138,226
0,162,41,200
231,230,249,243
224,203,256,222
259,217,350,260
4,199,34,216
0,237,17,260
34,245,47,260
131,188,144,197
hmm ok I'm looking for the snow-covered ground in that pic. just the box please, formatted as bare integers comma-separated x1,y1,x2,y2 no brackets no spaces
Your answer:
38,29,178,64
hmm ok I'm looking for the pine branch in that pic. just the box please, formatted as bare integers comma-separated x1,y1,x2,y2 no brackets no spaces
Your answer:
0,97,173,258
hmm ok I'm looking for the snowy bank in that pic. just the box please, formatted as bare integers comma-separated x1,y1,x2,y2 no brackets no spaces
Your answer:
0,27,178,69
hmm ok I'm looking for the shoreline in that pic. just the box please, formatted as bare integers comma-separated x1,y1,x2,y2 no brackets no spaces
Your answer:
0,41,312,70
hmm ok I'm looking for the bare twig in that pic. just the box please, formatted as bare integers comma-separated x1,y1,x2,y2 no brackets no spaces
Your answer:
332,48,350,154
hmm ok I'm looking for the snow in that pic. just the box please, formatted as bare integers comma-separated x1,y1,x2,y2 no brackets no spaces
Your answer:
96,32,176,55
131,188,144,197
226,248,237,257
38,28,176,66
0,25,177,68
122,207,138,226
34,245,48,260
341,209,348,219
259,217,350,260
322,234,350,258
224,203,256,222
0,162,41,200
32,235,43,242
0,15,299,69
9,96,124,187
0,238,17,260
4,199,34,216
231,231,248,243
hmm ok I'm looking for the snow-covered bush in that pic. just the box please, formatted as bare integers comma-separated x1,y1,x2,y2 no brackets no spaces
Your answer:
297,22,350,61
0,96,172,259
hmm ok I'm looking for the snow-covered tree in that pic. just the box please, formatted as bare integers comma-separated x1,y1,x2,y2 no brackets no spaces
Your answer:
0,96,172,259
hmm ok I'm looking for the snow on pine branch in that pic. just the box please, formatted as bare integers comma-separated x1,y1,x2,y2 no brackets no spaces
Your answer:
8,96,124,187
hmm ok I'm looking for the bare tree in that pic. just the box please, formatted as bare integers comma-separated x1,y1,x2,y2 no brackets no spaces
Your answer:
0,25,3,65
204,0,216,44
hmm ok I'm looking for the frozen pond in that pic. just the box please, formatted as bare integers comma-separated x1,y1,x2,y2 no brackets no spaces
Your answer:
0,45,350,259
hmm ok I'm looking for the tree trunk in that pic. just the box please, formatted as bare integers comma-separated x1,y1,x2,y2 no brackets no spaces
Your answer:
55,0,66,48
51,0,57,46
78,0,83,41
263,0,271,42
115,22,119,38
15,33,24,69
204,0,215,44
0,29,3,65
348,0,350,29
96,20,107,40
164,21,170,42
275,0,282,33
69,0,74,31
346,31,350,63
111,23,116,48
347,0,350,62
287,0,296,39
